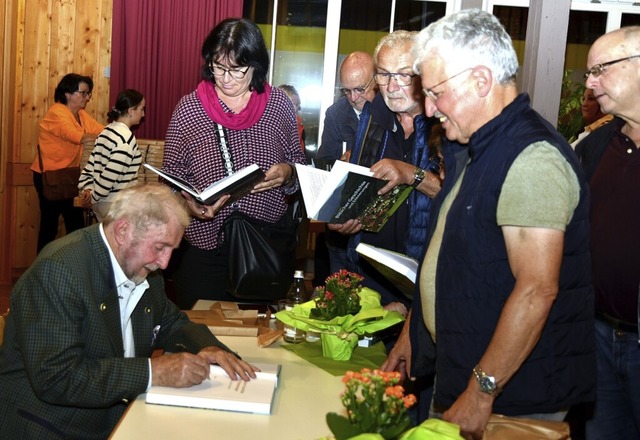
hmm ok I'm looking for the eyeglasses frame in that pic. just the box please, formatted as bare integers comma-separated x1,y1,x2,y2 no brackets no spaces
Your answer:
210,64,250,80
422,67,474,102
74,90,92,98
373,72,417,87
339,76,374,97
583,54,640,80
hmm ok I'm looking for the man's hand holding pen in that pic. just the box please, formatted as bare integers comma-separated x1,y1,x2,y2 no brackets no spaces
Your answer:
150,346,258,388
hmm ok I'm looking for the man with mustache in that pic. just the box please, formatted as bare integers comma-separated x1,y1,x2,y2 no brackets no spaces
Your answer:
328,31,442,312
0,183,257,439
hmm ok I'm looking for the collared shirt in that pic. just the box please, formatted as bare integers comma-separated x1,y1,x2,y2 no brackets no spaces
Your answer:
99,225,153,389
589,125,640,323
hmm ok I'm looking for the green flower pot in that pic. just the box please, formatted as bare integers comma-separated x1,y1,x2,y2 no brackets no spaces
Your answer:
321,332,359,361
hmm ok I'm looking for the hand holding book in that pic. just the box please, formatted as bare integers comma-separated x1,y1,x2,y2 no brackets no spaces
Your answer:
295,161,413,232
143,163,265,205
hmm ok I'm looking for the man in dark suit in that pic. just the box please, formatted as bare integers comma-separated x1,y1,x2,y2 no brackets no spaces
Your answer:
315,51,377,280
315,50,377,171
0,183,256,439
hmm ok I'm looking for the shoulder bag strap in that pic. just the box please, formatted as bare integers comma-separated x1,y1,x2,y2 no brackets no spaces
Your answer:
37,144,46,172
214,124,235,177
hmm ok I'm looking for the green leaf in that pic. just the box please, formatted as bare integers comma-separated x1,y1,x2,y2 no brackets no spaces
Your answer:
327,412,363,440
379,417,412,439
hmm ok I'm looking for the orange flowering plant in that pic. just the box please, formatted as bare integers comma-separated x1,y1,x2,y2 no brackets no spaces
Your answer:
326,368,417,440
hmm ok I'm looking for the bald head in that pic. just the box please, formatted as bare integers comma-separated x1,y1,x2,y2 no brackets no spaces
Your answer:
586,26,640,119
339,51,377,111
340,51,375,79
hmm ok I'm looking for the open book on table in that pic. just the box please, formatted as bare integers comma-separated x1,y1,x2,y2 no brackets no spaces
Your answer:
143,163,265,205
146,362,281,415
295,161,413,232
356,242,418,298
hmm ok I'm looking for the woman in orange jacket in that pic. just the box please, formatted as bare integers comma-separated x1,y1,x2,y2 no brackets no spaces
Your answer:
31,73,104,252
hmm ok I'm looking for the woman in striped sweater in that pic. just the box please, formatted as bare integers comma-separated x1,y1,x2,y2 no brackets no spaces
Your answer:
79,89,145,220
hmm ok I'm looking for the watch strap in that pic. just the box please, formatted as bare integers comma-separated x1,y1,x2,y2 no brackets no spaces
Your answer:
411,167,426,187
473,364,501,396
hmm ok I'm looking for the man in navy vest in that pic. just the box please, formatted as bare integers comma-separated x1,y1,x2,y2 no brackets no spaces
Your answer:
384,9,595,439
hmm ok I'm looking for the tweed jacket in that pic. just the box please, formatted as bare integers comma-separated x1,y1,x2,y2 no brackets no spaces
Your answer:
0,224,231,439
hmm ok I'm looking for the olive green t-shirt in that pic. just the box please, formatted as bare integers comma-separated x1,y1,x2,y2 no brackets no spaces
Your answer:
420,142,580,340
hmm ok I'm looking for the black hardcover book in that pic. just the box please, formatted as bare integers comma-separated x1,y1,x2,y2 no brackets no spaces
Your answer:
143,163,265,205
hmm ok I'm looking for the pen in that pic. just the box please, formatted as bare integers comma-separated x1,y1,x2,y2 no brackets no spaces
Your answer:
171,342,212,381
150,325,161,347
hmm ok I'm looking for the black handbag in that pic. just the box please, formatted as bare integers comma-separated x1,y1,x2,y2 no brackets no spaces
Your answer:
215,124,300,300
37,145,80,201
221,210,298,300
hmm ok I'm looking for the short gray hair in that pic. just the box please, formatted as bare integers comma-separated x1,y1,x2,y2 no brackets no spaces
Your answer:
413,9,519,84
373,30,418,66
103,183,190,234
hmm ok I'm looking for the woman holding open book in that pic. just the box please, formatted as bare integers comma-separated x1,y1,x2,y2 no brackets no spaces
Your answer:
163,18,306,309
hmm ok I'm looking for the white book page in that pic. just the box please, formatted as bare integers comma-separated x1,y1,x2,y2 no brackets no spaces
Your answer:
143,163,200,199
355,243,418,282
199,164,261,199
296,161,375,220
295,164,329,217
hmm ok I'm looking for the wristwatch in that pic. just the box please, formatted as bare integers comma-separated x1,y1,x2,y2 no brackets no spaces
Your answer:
472,365,501,396
411,167,426,187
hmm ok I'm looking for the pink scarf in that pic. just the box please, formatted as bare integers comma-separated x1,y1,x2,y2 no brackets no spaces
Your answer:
196,80,271,130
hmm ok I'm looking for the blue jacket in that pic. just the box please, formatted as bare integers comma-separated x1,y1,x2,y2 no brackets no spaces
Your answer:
316,97,360,169
413,94,595,415
348,95,438,262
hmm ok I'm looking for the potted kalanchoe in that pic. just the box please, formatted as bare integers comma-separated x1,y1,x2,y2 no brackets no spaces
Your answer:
322,368,464,440
310,270,364,320
327,368,417,439
275,270,405,360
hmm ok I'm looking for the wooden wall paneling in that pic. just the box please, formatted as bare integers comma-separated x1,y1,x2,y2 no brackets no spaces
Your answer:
2,0,113,278
13,0,52,269
97,0,113,120
0,0,10,284
20,0,51,164
1,0,27,282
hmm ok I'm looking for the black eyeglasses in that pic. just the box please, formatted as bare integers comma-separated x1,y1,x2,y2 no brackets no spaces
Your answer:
422,68,473,102
339,77,374,97
373,72,417,87
210,64,250,80
584,55,640,80
75,90,92,98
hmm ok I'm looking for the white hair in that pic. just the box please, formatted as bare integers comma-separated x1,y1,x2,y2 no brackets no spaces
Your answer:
413,9,519,84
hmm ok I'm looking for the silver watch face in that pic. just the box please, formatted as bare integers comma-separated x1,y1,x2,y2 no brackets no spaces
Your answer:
479,376,497,393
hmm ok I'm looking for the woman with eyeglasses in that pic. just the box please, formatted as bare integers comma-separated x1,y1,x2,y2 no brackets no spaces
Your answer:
30,73,105,253
162,18,306,309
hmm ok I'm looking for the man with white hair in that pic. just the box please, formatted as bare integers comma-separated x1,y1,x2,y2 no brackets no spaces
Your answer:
384,9,595,438
576,26,640,440
328,31,442,311
0,183,257,439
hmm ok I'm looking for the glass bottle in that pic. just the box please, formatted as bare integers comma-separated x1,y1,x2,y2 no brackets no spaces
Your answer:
283,270,307,343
